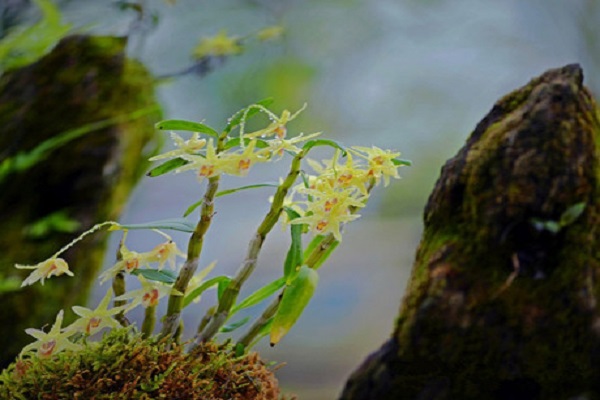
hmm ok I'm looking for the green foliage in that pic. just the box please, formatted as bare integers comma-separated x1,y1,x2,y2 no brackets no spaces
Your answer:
0,106,159,184
23,210,80,238
183,183,280,217
0,0,71,74
531,202,587,234
283,208,304,283
270,265,319,346
155,119,219,138
183,275,231,307
231,277,287,315
118,218,196,233
132,269,178,284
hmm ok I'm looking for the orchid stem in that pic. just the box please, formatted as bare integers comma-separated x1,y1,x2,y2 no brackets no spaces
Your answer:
192,150,306,346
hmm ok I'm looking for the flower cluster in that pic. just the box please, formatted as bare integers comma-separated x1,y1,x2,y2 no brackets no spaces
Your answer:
16,230,191,358
99,231,185,284
13,101,408,362
152,104,320,183
287,146,403,241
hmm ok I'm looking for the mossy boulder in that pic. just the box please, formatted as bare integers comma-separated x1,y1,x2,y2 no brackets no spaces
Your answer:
341,64,600,399
0,35,161,366
0,329,281,399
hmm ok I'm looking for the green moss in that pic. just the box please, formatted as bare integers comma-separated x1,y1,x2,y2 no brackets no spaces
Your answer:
0,329,281,399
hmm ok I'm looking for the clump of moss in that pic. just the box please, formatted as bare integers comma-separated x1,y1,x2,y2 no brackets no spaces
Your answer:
0,329,282,399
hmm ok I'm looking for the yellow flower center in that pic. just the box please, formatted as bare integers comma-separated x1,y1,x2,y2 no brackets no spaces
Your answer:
199,165,215,177
45,262,58,277
238,159,251,171
87,317,102,334
125,258,139,272
274,125,287,139
316,220,329,232
40,340,56,357
338,173,353,185
154,242,172,259
143,289,160,307
324,198,338,212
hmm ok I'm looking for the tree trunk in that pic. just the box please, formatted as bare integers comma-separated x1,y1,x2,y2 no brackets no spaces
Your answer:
0,35,160,366
341,64,600,399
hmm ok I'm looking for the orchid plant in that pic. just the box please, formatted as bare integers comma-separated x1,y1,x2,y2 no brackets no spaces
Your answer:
12,99,410,362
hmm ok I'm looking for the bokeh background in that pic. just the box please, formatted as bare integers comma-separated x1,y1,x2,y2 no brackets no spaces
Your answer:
9,0,600,398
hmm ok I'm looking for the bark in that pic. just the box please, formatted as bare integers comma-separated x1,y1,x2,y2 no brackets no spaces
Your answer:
341,64,600,399
0,35,160,366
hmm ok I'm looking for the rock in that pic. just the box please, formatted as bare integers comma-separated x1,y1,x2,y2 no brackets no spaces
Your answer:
341,64,600,399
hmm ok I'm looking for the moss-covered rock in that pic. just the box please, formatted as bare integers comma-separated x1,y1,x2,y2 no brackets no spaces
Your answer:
341,64,600,399
0,35,161,366
0,329,281,399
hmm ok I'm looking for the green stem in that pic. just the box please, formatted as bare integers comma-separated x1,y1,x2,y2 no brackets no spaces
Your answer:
160,134,227,339
112,236,129,327
193,151,305,345
142,305,156,338
237,291,282,349
112,272,129,327
236,179,376,348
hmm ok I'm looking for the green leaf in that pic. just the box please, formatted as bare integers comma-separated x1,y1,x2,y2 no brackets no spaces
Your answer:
531,218,561,234
312,240,339,270
183,183,280,217
234,342,246,357
0,276,22,294
23,210,80,238
216,183,279,198
218,277,233,301
220,317,250,333
392,158,412,166
302,139,346,155
0,0,71,72
0,106,160,184
559,202,586,227
230,277,286,315
183,276,231,308
132,269,177,284
147,157,189,177
183,199,203,217
270,265,318,346
283,208,304,282
303,235,325,259
155,120,219,138
224,98,275,133
118,218,196,233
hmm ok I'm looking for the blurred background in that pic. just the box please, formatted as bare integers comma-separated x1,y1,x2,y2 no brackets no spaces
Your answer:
3,0,600,398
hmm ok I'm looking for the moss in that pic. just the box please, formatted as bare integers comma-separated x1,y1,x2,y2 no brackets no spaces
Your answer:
342,64,600,399
0,329,282,399
0,35,161,366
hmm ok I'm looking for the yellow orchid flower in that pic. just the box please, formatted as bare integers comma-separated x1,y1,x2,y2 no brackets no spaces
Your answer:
149,132,207,161
242,103,307,140
65,289,126,336
21,310,82,358
15,258,73,287
192,30,242,59
350,145,402,187
114,276,182,310
147,230,186,270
